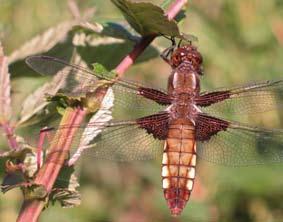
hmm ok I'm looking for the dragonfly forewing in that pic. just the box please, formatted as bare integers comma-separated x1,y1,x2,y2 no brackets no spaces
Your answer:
26,55,168,117
198,80,283,118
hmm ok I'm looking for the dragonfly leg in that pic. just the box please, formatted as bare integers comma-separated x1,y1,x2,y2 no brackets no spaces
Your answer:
36,127,52,170
161,46,175,64
160,35,176,64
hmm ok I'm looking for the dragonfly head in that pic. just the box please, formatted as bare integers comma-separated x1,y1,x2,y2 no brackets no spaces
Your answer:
170,44,203,75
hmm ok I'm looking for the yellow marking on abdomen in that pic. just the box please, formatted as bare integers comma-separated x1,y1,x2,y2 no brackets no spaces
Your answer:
161,120,197,216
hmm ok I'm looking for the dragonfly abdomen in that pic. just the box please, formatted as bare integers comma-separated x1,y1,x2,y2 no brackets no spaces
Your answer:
162,119,196,216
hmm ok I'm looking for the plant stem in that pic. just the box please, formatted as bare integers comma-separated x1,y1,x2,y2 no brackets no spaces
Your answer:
17,107,86,222
16,0,188,221
115,0,188,76
1,121,19,150
0,49,17,150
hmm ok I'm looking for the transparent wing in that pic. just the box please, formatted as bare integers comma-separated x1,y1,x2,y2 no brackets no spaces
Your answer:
40,112,169,162
81,124,164,161
25,55,170,118
198,80,283,117
196,114,283,166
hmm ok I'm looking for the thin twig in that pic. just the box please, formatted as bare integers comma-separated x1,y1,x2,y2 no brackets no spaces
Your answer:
0,43,18,150
1,122,19,150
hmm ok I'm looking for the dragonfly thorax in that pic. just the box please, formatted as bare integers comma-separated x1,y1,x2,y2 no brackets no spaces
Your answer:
168,66,200,97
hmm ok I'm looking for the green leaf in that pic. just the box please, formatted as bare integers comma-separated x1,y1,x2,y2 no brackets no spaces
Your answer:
180,33,198,42
100,22,138,41
0,146,33,159
111,0,181,37
50,166,81,208
46,94,72,109
23,184,47,200
91,63,117,79
1,172,25,193
77,42,159,70
46,94,86,115
50,189,81,208
17,64,69,127
78,21,139,42
53,166,78,189
8,20,78,64
0,142,41,193
92,63,108,75
2,173,47,199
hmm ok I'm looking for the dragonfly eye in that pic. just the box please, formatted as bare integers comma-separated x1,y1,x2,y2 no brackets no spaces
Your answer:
190,53,203,75
171,45,203,75
172,53,182,67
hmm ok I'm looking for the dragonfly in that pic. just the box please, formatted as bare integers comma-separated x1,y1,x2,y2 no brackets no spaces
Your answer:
25,44,283,216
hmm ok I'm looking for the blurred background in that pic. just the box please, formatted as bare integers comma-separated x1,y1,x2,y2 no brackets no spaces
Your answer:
1,0,283,221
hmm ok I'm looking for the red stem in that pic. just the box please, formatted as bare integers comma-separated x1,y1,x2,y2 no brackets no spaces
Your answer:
166,0,187,20
35,108,86,192
17,108,86,222
36,128,50,170
1,121,19,150
115,0,188,76
16,0,188,221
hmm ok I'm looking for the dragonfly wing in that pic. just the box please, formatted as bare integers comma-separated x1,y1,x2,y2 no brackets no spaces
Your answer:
195,113,283,166
197,80,283,117
46,112,170,162
26,55,170,117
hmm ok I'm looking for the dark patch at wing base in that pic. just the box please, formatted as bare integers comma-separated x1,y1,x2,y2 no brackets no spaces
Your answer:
137,112,170,140
138,87,172,105
199,80,283,117
195,114,229,141
196,91,230,107
196,118,283,166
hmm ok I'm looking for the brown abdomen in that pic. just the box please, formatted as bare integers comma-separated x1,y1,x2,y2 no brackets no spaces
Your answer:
162,119,196,216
